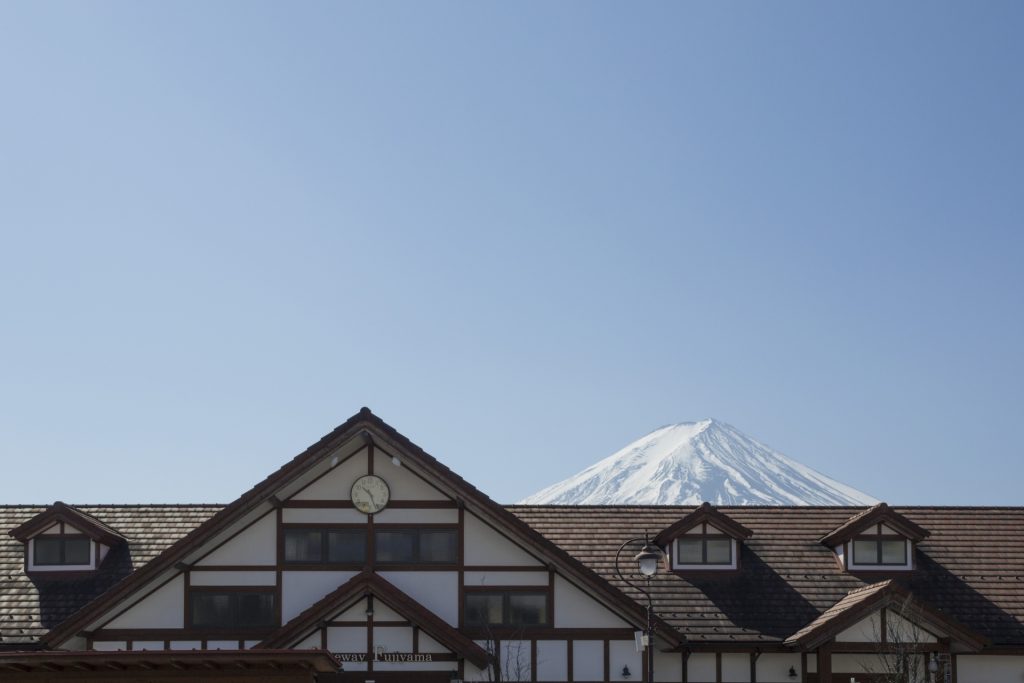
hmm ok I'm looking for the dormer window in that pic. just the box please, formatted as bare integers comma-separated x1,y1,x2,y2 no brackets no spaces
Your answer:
33,532,92,566
8,501,127,574
821,503,928,573
654,502,752,572
851,530,908,567
676,525,734,567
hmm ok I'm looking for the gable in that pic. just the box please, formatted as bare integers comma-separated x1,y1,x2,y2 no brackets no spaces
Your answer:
196,512,276,566
44,409,673,653
464,513,542,567
835,608,939,643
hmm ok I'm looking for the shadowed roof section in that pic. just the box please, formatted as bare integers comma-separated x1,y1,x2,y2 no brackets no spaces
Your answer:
256,571,489,668
509,505,1024,648
653,502,753,544
0,504,221,647
9,502,129,546
819,502,930,546
784,579,988,651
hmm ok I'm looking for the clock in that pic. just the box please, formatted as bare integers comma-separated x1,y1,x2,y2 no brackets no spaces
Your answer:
351,475,390,514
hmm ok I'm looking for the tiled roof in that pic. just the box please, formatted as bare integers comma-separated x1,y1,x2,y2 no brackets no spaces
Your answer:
0,505,220,646
509,506,1024,647
3,502,1024,651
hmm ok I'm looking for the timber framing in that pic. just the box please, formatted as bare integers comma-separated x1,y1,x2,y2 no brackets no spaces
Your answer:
255,570,489,668
2,409,1024,683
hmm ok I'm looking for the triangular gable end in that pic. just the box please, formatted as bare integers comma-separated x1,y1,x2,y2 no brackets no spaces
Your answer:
44,408,683,650
256,571,489,668
9,502,127,546
785,580,988,652
820,503,930,547
653,502,753,545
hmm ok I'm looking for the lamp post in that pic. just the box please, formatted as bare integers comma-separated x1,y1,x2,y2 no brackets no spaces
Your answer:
614,532,664,683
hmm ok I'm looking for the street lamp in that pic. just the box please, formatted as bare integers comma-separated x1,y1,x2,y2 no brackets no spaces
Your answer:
615,532,665,683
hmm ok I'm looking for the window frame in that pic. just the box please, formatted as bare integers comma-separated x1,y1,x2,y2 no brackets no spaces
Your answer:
850,535,910,567
31,534,93,567
463,588,550,629
187,587,278,631
373,526,459,566
674,533,734,567
282,526,367,566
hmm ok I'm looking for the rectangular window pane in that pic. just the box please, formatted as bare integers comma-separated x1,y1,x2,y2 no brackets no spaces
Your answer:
508,593,548,626
677,538,703,564
191,591,275,629
705,539,732,565
63,538,92,565
465,593,504,626
34,538,63,565
191,593,232,628
238,592,276,628
419,529,457,563
375,530,416,563
852,538,879,564
328,530,365,563
284,529,323,563
881,539,907,565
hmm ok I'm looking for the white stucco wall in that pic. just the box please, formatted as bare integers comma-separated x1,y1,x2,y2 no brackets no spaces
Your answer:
281,570,358,622
956,654,1024,683
722,652,750,682
464,570,548,586
553,575,629,628
291,450,365,500
373,449,451,500
653,649,683,682
373,508,458,524
572,640,604,681
419,633,450,654
833,653,927,683
189,570,276,586
536,640,568,682
195,512,276,566
757,653,802,682
837,609,883,642
104,575,184,629
463,513,542,567
378,571,459,625
688,653,716,682
501,639,532,682
282,507,366,524
608,640,641,681
374,625,413,651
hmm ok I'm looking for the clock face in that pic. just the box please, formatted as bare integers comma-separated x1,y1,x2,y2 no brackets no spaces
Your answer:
351,475,390,514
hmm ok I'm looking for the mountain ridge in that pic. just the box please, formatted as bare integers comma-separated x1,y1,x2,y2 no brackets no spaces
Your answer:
519,419,878,506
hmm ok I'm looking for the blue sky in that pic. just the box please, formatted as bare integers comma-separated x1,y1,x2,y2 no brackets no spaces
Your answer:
1,2,1021,506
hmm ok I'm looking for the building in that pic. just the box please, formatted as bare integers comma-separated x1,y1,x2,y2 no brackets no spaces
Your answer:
1,408,1022,682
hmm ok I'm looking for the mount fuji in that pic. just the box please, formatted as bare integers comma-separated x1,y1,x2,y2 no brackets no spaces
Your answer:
519,419,877,506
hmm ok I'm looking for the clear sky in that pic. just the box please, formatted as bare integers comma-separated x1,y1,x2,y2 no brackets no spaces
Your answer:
1,2,1021,506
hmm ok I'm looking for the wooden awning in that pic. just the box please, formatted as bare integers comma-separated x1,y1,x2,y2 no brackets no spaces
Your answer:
0,649,340,677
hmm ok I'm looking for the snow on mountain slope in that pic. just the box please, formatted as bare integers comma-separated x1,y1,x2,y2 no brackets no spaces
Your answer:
520,419,878,506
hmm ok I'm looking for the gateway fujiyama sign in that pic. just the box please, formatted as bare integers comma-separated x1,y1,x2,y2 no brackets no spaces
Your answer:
335,649,453,663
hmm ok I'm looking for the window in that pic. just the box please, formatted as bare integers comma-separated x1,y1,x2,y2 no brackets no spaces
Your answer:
374,528,458,564
283,528,365,564
676,535,733,566
465,591,548,628
33,536,91,566
852,537,908,566
190,590,276,629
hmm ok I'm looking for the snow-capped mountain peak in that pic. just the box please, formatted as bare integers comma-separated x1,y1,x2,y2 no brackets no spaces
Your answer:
519,419,877,506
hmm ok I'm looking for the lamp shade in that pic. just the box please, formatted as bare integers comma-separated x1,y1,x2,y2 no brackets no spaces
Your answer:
634,542,664,577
